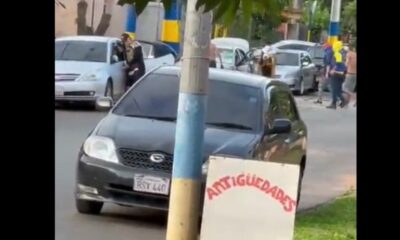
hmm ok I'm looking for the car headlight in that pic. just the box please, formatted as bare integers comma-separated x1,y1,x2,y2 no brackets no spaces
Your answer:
78,73,98,81
83,136,119,163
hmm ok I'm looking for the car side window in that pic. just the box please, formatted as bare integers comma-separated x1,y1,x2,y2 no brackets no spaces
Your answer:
266,88,283,127
276,91,299,121
154,44,171,58
112,41,125,61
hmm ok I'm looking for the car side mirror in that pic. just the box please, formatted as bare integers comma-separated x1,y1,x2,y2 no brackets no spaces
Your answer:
95,97,113,111
268,119,292,134
301,61,310,67
111,55,119,64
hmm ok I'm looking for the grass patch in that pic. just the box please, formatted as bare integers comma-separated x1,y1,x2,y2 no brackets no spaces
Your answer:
294,192,356,240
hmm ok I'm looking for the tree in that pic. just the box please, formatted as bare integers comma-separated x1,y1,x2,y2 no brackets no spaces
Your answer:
118,0,288,25
301,0,329,42
76,0,113,36
342,0,356,34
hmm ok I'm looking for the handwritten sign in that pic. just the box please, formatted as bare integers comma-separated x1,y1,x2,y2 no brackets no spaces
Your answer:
200,156,300,240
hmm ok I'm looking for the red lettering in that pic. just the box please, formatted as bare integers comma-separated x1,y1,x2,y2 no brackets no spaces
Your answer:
237,174,246,186
261,179,270,191
246,174,256,186
283,196,297,213
207,187,219,200
231,176,237,186
266,186,278,198
220,176,232,189
254,177,263,189
212,181,226,194
275,188,285,202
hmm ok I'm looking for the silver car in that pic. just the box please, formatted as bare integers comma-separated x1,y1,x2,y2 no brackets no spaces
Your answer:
55,36,177,106
273,49,318,95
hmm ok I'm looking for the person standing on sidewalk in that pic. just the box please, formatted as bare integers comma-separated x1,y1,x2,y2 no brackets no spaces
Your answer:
343,44,357,107
315,42,333,104
326,41,348,109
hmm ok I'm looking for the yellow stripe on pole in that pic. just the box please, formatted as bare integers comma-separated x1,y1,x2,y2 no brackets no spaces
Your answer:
328,36,338,45
214,24,228,38
162,20,180,43
166,179,201,240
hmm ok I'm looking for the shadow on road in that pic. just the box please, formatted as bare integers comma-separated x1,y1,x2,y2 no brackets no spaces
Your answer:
55,102,97,112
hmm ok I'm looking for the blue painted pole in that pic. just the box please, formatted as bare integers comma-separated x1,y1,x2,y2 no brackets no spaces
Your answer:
161,0,181,53
125,5,136,39
328,0,341,44
165,0,213,239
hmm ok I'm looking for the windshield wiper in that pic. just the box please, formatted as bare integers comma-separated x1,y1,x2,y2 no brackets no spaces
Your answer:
207,122,253,130
124,114,176,122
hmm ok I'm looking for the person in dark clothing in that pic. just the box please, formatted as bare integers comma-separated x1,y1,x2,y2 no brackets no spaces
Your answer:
326,41,348,109
124,37,146,91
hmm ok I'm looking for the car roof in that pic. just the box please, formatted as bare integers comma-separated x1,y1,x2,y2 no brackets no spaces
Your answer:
56,35,118,42
272,40,316,47
275,49,309,55
212,37,250,51
152,66,288,90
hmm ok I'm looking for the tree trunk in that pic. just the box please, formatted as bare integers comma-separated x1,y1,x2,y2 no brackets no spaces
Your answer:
95,13,112,35
77,0,93,35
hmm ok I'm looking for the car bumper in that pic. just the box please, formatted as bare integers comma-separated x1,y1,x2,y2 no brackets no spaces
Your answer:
76,153,206,212
55,81,105,102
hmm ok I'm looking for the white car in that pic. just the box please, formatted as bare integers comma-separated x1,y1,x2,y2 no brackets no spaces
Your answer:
55,36,177,105
211,37,254,73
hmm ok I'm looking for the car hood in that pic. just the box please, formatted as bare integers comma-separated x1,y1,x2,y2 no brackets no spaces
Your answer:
55,61,107,75
95,114,259,161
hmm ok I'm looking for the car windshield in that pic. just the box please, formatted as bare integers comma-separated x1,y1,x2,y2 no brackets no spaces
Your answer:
55,40,107,62
113,73,261,132
275,52,299,66
218,48,234,65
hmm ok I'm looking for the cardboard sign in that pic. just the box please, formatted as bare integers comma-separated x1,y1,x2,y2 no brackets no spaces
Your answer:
200,156,300,240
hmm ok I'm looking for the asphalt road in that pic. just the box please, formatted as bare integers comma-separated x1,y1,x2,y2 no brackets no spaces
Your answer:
55,95,356,240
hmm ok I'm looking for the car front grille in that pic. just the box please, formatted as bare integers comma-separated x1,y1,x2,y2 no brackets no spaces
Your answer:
118,149,173,173
63,91,95,96
55,74,80,81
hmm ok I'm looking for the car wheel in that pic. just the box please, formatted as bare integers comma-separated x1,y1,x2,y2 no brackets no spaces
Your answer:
296,170,304,207
294,79,305,96
76,199,103,215
105,79,114,101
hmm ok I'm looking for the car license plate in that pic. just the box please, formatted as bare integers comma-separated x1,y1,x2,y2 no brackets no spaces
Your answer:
55,86,64,96
133,174,170,195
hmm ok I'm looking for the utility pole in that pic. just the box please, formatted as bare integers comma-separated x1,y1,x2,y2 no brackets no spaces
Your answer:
165,0,212,239
328,0,342,44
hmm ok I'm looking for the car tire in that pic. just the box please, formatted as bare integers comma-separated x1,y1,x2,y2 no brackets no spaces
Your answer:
104,79,114,101
297,169,304,207
76,199,103,215
294,79,305,96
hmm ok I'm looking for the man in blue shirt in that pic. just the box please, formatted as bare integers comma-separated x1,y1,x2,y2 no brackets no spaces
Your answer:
326,41,348,109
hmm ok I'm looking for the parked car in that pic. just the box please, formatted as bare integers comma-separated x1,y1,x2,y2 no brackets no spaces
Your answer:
75,66,308,215
211,37,255,73
55,36,177,105
273,49,318,95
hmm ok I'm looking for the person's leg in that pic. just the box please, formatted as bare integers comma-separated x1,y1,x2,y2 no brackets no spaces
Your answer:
338,75,348,107
327,75,338,109
314,76,325,104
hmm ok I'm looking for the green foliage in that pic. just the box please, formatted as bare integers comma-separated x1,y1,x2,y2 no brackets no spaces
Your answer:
342,0,356,34
118,0,289,26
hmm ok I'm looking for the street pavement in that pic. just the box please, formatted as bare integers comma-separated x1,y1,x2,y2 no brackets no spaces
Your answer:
55,94,356,240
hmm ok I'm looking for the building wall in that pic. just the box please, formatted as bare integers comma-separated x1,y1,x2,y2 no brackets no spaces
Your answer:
55,0,164,41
